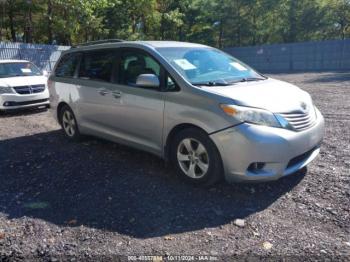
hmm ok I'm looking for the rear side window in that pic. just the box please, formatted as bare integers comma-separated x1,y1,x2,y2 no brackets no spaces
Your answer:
55,53,80,78
79,50,114,82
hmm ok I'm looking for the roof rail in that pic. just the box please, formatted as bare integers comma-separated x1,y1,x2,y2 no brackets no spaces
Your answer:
74,39,125,48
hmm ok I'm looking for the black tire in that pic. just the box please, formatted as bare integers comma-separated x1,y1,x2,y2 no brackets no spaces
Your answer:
59,105,81,141
170,128,223,186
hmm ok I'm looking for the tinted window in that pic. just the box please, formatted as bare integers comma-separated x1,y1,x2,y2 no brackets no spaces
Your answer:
79,50,114,82
55,53,80,78
120,50,160,88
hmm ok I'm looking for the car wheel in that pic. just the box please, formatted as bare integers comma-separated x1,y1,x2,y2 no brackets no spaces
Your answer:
59,105,81,141
170,128,223,186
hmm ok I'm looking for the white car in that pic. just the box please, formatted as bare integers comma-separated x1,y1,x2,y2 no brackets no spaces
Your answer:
0,60,50,111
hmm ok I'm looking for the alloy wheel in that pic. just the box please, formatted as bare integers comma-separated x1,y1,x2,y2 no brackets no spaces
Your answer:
177,138,209,179
62,110,76,137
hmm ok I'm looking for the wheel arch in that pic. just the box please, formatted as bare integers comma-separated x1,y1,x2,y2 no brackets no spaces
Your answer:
165,123,225,185
56,101,70,126
164,123,212,162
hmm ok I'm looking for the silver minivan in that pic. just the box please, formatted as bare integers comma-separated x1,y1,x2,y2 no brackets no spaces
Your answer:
49,40,324,185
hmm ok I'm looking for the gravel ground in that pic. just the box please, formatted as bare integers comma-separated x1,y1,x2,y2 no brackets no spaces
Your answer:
0,72,349,261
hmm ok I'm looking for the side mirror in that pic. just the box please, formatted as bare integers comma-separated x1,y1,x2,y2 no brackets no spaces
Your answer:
42,70,49,77
136,74,160,88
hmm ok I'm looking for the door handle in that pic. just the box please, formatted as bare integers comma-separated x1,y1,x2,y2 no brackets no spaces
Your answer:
112,91,122,98
98,89,109,96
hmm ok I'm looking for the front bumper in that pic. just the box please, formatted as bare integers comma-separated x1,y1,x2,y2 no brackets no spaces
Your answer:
0,89,50,110
210,108,325,182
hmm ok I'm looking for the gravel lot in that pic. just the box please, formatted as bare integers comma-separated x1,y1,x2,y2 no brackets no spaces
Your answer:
0,72,349,261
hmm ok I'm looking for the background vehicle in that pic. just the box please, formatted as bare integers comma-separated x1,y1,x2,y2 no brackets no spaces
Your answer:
0,60,50,111
49,40,324,185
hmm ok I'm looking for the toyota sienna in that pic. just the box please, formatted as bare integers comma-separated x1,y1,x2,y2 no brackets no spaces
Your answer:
49,40,324,185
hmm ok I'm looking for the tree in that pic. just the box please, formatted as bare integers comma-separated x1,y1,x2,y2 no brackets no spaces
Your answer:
0,0,349,46
330,0,350,39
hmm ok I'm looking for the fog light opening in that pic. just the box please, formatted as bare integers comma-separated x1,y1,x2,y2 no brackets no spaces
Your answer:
248,162,266,173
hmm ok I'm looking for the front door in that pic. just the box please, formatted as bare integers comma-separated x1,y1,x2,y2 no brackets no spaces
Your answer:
106,49,165,155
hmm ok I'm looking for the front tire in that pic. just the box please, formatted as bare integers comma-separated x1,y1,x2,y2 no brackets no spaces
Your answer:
170,128,223,186
59,105,81,141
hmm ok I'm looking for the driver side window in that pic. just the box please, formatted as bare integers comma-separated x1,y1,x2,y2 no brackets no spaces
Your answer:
120,50,161,89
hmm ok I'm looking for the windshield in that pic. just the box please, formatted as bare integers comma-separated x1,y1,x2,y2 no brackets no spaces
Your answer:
156,47,265,85
0,62,42,78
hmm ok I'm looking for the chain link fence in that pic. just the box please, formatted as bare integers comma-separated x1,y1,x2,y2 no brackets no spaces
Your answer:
0,42,70,72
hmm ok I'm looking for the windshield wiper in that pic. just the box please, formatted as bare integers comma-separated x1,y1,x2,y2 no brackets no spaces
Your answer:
0,74,23,78
0,75,16,78
238,77,267,82
192,81,229,86
193,76,267,86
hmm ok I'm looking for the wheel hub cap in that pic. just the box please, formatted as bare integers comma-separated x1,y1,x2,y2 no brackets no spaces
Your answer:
177,138,209,179
62,110,75,137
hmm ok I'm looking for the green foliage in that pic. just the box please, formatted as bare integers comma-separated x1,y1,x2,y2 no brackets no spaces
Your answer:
0,0,349,46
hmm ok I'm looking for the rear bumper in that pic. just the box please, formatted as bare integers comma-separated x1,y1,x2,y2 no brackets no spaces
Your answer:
0,89,50,110
210,108,325,182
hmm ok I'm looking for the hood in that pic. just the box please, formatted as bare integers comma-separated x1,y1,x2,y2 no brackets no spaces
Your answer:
201,78,313,113
0,75,47,87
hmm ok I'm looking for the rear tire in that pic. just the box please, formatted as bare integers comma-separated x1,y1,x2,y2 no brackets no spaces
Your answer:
170,128,223,186
59,105,81,141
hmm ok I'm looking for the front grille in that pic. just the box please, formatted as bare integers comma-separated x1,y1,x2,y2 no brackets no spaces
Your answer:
13,84,45,95
278,109,317,131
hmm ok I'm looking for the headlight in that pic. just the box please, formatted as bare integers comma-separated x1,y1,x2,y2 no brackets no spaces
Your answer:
0,85,14,94
220,104,281,128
